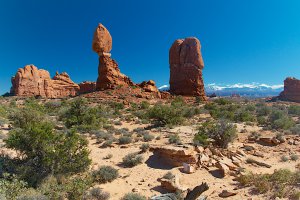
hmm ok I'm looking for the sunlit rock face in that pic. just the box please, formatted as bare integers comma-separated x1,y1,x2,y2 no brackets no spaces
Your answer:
169,37,206,100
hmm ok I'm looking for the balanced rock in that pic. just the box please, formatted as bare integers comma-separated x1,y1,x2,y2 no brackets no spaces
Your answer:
79,81,96,94
11,65,79,98
92,23,135,90
92,23,112,55
279,77,300,102
169,37,206,99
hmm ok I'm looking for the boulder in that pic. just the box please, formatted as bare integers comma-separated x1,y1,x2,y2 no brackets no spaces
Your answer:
279,77,300,102
216,162,230,177
11,65,79,98
169,37,206,99
79,81,96,94
151,146,198,167
92,23,112,55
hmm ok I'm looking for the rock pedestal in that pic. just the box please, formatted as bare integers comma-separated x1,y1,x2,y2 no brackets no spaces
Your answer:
169,37,206,99
279,77,300,102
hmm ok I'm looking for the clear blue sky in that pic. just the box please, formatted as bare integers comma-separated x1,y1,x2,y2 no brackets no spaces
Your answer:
1,0,300,94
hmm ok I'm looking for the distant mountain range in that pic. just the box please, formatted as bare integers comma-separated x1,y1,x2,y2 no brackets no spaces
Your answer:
158,83,284,97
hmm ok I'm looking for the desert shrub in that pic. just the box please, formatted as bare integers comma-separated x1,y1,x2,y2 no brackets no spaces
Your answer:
121,193,147,200
147,104,185,126
101,139,114,148
290,124,300,135
281,155,289,162
256,105,271,117
288,105,300,116
196,120,237,148
118,136,132,144
193,132,209,146
168,134,181,145
92,166,119,184
5,122,91,186
60,98,108,131
16,190,47,200
237,169,300,198
44,101,63,115
83,187,110,200
38,174,94,200
143,133,154,142
140,143,150,152
272,116,295,130
9,107,45,129
162,172,175,180
0,176,29,200
122,153,143,167
291,154,299,161
140,101,150,109
234,110,256,122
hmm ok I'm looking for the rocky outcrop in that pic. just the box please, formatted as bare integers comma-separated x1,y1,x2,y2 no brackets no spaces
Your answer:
11,65,79,98
79,81,96,94
96,56,135,90
279,77,300,102
92,23,135,90
169,37,206,99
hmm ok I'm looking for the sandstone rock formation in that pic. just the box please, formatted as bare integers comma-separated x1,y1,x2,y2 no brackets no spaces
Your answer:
169,37,206,99
279,77,300,102
79,81,96,94
11,65,79,98
92,23,135,90
92,23,112,56
96,56,134,90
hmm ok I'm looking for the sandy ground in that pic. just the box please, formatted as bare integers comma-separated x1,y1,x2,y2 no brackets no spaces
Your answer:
1,119,299,200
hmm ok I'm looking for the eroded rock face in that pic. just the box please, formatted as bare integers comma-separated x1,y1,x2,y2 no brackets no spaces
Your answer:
79,81,96,94
11,65,79,98
96,56,134,90
92,23,135,90
279,77,300,102
169,37,206,99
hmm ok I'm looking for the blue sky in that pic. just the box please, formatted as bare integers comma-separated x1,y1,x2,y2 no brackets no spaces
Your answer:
1,0,300,94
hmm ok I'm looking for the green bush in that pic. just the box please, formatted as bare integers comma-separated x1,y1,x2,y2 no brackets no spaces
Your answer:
60,98,108,131
0,176,29,200
193,132,209,146
140,143,150,153
5,122,91,186
83,187,110,200
121,193,147,200
93,166,119,184
118,136,132,144
288,105,300,116
237,169,300,198
9,107,45,129
122,153,143,167
147,104,185,126
143,133,154,142
140,101,150,109
168,134,181,145
195,120,237,148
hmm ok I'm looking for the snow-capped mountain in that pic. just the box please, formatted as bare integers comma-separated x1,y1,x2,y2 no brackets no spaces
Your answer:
158,83,284,97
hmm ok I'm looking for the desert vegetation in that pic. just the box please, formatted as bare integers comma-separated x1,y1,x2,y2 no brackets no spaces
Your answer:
0,96,299,199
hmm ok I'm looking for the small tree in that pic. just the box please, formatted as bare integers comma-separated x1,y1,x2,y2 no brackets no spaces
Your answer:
5,122,91,186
